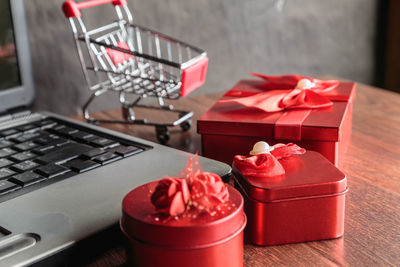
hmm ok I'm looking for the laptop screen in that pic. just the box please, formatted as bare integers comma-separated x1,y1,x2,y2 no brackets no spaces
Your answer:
0,0,21,92
0,0,34,114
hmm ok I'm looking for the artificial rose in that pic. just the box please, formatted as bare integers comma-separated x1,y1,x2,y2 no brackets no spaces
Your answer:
150,155,231,217
151,177,190,216
190,172,229,211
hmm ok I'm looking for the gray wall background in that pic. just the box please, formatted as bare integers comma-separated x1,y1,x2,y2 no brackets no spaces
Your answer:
25,0,378,116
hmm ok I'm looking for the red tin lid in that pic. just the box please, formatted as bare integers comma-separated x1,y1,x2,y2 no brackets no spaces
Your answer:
121,183,246,249
198,80,356,142
232,151,347,202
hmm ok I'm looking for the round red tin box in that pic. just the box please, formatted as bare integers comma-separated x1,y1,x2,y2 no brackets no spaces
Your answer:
121,182,246,267
233,150,348,246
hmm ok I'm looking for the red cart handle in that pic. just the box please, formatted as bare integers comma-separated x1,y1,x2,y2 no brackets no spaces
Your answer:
63,0,127,18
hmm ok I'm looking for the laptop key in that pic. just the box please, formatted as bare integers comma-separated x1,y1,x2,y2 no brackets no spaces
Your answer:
109,145,143,157
0,180,21,195
35,164,70,178
0,168,17,179
35,119,57,128
82,135,98,144
0,148,17,157
33,134,54,145
17,124,39,132
0,158,14,168
9,151,37,162
0,128,19,137
66,159,100,173
93,152,122,165
90,137,119,148
32,145,55,155
9,172,46,187
0,139,14,149
48,137,69,147
59,127,79,136
82,148,106,159
70,131,94,142
34,134,68,147
11,132,40,143
50,125,66,133
14,141,38,152
51,125,78,136
35,143,92,164
11,160,40,172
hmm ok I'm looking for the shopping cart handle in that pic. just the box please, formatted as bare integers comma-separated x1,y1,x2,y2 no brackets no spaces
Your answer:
63,0,127,18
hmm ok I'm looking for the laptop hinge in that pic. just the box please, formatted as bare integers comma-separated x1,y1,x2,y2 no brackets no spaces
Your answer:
0,107,31,124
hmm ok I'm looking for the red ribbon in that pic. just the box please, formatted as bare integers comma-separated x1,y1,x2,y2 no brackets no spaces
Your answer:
220,73,339,112
233,143,305,180
219,74,341,140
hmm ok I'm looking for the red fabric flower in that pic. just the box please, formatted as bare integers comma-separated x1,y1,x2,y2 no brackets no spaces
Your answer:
234,153,285,179
151,177,190,216
233,143,305,179
190,172,229,211
150,155,230,217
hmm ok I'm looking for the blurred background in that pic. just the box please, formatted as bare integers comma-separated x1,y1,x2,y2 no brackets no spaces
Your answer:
23,0,397,115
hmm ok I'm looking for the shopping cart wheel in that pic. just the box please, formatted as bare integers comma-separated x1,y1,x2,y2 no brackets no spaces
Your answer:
180,120,192,132
122,105,135,121
156,126,170,145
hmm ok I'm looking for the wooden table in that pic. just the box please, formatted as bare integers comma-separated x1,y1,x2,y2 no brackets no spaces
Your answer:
71,82,400,266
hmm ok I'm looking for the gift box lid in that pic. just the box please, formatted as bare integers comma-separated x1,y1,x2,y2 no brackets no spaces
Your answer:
198,79,356,142
121,182,246,249
232,151,347,202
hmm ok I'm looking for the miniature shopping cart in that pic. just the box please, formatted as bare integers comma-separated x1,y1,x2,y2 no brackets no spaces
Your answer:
62,0,208,144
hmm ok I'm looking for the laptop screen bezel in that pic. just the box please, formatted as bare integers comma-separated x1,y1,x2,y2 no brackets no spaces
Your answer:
0,0,35,114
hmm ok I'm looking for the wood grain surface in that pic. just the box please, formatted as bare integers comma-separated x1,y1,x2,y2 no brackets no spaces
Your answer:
70,82,400,266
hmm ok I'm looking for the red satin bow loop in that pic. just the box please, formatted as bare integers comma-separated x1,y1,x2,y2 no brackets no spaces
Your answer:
220,74,339,113
250,73,339,92
270,143,306,159
233,142,305,179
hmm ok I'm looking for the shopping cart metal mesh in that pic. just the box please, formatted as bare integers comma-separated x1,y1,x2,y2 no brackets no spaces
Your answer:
62,0,208,144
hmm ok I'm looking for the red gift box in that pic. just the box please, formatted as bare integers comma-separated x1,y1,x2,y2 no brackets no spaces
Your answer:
232,148,347,246
121,181,246,267
197,77,356,167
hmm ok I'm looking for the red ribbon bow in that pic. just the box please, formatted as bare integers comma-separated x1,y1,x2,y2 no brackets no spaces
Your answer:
220,73,340,112
233,143,305,179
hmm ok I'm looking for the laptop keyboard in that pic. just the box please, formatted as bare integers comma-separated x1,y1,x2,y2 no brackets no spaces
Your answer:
0,117,151,201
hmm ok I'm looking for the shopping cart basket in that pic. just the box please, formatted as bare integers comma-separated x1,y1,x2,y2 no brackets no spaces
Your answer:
62,0,208,144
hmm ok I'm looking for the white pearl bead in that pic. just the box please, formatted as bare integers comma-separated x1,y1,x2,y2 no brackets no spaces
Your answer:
250,141,274,155
296,78,315,89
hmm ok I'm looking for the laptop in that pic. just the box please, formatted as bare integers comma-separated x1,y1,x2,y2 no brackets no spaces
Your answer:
0,0,230,266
